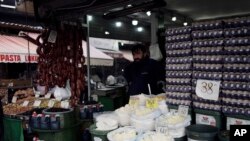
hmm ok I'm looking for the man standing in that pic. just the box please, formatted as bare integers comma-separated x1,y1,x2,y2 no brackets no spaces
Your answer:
124,44,164,97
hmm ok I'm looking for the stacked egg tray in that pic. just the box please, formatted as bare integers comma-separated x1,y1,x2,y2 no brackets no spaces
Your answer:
222,17,250,116
191,20,224,112
165,26,193,107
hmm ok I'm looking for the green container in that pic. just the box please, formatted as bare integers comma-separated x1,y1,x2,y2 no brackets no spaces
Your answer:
98,95,123,111
43,108,77,129
3,117,24,141
186,124,218,141
194,109,224,129
89,124,115,141
174,136,187,141
33,123,81,141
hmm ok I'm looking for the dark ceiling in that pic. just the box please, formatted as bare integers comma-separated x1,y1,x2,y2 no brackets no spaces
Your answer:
164,0,250,20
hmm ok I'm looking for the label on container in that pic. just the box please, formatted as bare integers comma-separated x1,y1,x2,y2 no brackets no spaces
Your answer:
196,113,216,127
156,126,168,134
22,100,29,107
12,96,17,103
35,91,40,98
146,98,158,109
48,100,55,108
45,93,52,99
61,101,69,109
33,100,41,107
227,117,250,130
196,79,220,101
178,105,189,116
94,137,102,141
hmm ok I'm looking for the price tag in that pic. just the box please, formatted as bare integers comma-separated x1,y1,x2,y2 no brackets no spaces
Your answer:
12,96,17,103
45,93,52,99
196,79,221,101
48,100,55,108
92,95,98,102
35,91,40,98
146,98,158,109
33,100,41,107
22,101,29,107
178,105,189,116
48,30,57,43
61,101,70,109
156,126,168,134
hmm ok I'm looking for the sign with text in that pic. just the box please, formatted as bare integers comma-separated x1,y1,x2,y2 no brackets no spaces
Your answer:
146,98,158,109
178,105,189,116
22,101,29,107
230,125,250,140
196,79,220,101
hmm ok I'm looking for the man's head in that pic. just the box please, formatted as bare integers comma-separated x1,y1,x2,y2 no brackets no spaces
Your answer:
131,44,148,62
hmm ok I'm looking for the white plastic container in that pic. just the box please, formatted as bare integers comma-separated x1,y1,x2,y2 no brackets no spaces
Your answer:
136,131,174,141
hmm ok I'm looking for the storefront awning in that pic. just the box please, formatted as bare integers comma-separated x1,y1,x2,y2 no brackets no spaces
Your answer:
0,34,114,66
120,50,133,62
82,41,114,66
0,34,38,63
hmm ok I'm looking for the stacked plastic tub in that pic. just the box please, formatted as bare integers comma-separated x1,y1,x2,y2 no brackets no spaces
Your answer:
191,20,224,129
165,27,193,109
222,17,250,130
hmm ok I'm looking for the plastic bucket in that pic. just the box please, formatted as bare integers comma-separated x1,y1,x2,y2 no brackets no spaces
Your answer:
3,117,24,141
186,124,218,141
33,122,81,141
89,124,115,141
174,136,187,141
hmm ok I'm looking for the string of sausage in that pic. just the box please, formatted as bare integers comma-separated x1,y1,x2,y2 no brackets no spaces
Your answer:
36,23,85,106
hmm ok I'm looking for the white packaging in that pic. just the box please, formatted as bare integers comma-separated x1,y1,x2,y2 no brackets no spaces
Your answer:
130,117,155,132
107,126,138,141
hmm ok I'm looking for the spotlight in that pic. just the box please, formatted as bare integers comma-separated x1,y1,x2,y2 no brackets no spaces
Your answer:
146,11,151,16
105,31,110,35
183,22,188,26
137,27,143,32
171,16,177,21
132,20,138,26
115,21,122,27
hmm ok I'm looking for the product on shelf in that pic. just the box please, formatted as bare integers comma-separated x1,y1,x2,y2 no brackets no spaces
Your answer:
107,126,137,141
137,131,174,141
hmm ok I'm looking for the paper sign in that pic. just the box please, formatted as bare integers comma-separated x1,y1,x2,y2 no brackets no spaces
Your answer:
196,79,220,101
22,101,29,107
45,93,52,99
33,100,41,107
146,98,159,109
12,96,17,103
156,126,169,134
61,101,69,109
48,100,55,108
35,91,40,98
48,30,57,43
178,105,189,116
92,95,98,102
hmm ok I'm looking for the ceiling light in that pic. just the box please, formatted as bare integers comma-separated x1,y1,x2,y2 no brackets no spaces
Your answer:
87,15,93,22
127,4,132,7
132,20,138,26
115,21,122,27
0,4,16,9
105,31,110,35
121,42,124,46
146,11,151,16
183,22,188,26
171,16,177,21
137,27,143,32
